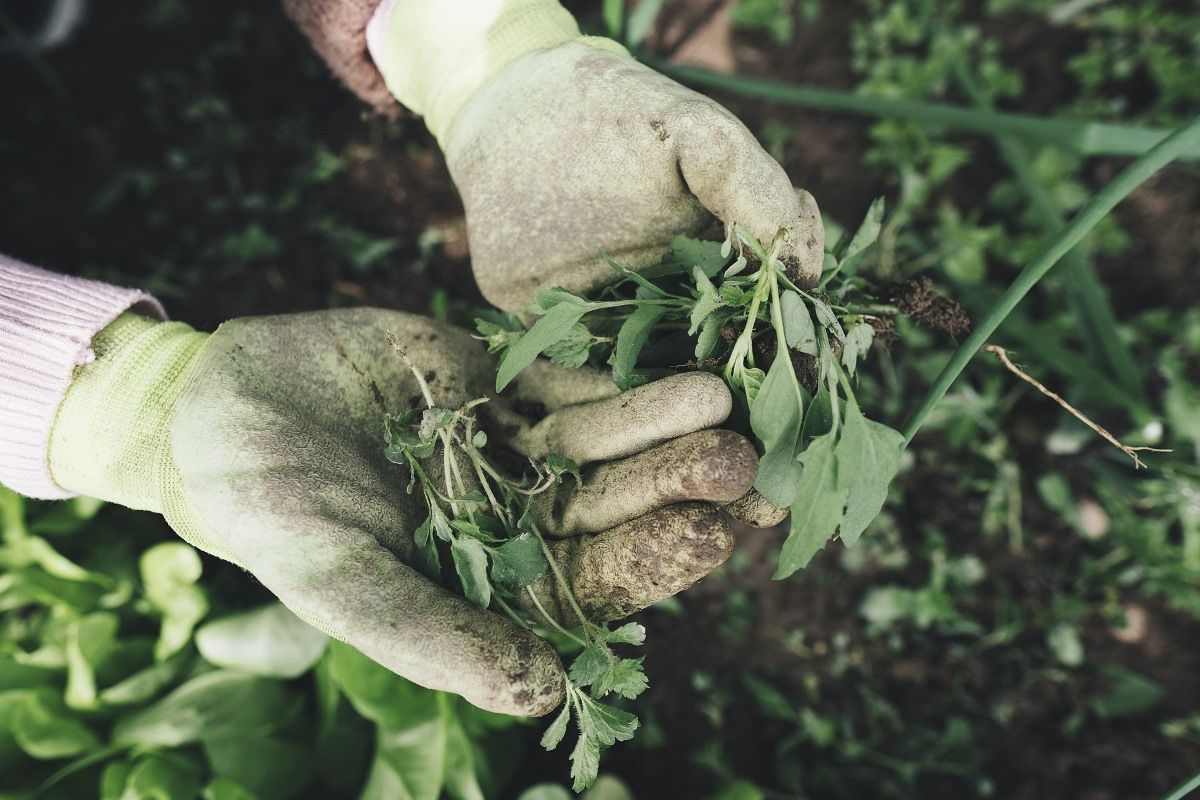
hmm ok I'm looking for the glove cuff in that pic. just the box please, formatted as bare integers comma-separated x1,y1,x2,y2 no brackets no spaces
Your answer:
48,313,209,512
366,0,627,144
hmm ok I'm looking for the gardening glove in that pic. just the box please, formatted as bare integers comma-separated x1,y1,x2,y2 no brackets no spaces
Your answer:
363,0,825,312
47,308,758,716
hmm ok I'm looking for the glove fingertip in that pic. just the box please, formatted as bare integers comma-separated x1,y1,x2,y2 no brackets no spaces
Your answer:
725,488,790,529
778,188,825,289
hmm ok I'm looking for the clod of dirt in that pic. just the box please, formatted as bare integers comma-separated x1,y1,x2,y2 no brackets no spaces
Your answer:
755,335,821,395
889,275,972,341
867,315,898,350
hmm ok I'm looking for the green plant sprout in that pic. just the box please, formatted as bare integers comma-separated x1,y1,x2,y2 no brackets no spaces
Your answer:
484,199,903,579
383,342,648,791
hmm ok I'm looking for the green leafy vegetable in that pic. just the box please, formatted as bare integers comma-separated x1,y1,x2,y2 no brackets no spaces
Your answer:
194,603,328,679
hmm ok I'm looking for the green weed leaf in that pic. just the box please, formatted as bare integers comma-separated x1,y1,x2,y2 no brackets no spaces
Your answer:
541,701,571,750
488,534,548,594
612,304,667,390
451,538,492,608
689,266,723,335
780,290,818,355
569,733,602,792
591,658,648,700
840,322,875,375
751,356,807,507
834,395,903,547
579,695,638,746
669,235,730,277
544,323,595,369
605,622,646,646
774,432,847,579
497,301,590,391
568,641,613,688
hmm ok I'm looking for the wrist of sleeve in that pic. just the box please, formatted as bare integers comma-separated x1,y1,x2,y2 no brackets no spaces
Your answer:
0,256,166,500
47,313,209,513
365,0,626,144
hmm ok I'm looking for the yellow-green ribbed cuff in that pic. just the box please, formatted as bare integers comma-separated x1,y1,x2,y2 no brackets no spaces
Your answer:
366,0,628,145
48,313,209,513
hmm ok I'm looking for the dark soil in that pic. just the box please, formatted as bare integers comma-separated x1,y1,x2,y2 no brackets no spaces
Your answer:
890,275,974,342
3,1,1197,799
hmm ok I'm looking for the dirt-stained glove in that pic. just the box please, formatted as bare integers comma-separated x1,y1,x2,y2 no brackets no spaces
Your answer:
47,308,758,716
281,0,393,111
364,0,824,312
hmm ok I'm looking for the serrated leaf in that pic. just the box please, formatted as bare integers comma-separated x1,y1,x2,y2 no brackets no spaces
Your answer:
780,290,818,355
591,658,648,700
496,302,590,391
612,304,667,390
670,235,730,277
489,534,548,593
540,702,570,750
569,733,601,792
568,642,613,688
544,323,594,369
473,318,522,355
719,283,755,307
840,322,875,375
774,432,847,579
605,622,646,646
580,697,638,746
451,538,491,608
833,395,903,548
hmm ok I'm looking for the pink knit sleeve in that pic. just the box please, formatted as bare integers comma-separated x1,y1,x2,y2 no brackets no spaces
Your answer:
0,255,166,499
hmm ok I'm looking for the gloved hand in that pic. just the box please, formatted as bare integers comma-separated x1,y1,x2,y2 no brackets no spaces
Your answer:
281,0,394,111
364,0,825,313
47,308,759,716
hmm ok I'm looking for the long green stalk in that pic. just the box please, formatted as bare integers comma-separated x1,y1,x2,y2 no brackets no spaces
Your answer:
654,63,1200,161
902,116,1200,446
952,61,1147,405
1161,770,1200,800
